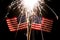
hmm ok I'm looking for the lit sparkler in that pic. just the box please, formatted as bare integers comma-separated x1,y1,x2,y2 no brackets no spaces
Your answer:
8,0,45,40
19,0,44,40
6,0,58,40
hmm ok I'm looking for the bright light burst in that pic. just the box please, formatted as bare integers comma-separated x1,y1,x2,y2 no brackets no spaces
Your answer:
9,0,44,19
21,0,44,17
22,0,39,11
9,0,45,22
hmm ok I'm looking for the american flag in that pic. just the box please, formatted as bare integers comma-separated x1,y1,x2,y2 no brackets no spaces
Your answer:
6,17,18,32
31,17,53,32
41,17,53,32
6,17,28,31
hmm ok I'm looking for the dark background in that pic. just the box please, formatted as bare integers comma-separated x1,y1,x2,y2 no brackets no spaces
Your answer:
0,0,60,40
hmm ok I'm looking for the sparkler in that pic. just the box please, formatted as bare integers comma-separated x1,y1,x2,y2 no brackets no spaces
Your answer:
21,0,44,40
15,0,45,40
8,0,45,40
6,0,58,40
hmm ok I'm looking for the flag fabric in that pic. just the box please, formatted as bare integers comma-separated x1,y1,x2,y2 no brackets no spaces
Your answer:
6,16,53,32
31,17,53,32
18,15,28,30
19,22,28,30
6,16,28,31
31,23,41,30
41,17,53,32
6,17,18,32
30,15,42,30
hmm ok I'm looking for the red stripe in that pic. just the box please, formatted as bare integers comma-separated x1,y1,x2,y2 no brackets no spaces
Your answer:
42,22,53,24
42,27,52,30
42,23,53,25
19,24,28,26
42,29,51,32
32,27,41,30
8,26,12,27
19,25,27,27
6,21,10,23
9,27,17,31
42,25,52,28
10,18,17,20
10,29,16,31
7,23,12,26
42,17,53,22
19,22,28,29
19,22,27,25
31,23,41,30
19,27,27,29
6,19,10,21
10,20,17,22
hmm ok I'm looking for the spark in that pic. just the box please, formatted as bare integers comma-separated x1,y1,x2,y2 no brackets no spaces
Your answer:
22,0,39,11
9,0,44,17
20,0,44,16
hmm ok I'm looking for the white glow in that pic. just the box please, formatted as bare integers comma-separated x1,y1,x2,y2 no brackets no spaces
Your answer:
17,0,44,17
22,0,39,11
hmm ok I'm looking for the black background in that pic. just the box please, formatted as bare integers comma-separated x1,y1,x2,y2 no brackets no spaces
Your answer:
0,0,60,40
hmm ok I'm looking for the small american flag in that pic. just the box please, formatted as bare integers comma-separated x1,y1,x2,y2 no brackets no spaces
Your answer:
31,17,53,32
41,17,53,32
6,17,18,32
